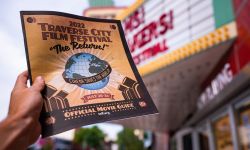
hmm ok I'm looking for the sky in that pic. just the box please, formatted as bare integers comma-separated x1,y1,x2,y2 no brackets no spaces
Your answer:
0,0,135,141
0,0,90,120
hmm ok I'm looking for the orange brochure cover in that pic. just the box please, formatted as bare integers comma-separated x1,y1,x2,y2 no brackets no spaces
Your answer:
20,11,158,137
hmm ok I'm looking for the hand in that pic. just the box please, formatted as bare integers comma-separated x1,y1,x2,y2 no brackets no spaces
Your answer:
0,71,45,150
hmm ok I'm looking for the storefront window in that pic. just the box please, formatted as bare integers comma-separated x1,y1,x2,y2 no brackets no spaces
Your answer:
236,102,250,150
199,132,209,150
213,115,234,150
182,133,193,150
169,138,177,150
197,125,210,150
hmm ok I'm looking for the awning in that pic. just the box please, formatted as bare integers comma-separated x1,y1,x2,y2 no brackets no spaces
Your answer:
112,38,236,132
184,63,250,127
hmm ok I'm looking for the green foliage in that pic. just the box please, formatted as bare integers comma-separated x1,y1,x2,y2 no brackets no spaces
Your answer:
74,126,105,150
117,128,144,150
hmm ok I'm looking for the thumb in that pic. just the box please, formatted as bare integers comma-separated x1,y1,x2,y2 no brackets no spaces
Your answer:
31,76,45,92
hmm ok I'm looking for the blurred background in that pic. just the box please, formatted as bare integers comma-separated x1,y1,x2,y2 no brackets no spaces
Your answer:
1,0,250,149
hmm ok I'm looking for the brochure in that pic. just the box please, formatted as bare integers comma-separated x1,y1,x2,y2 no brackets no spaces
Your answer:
20,11,158,137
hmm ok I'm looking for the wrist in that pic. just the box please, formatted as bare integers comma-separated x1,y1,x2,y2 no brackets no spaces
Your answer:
0,115,33,150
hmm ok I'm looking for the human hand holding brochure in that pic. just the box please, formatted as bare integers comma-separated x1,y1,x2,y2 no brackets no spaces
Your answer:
20,11,158,137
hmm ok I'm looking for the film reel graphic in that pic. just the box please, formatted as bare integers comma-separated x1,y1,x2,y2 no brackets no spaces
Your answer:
42,70,143,113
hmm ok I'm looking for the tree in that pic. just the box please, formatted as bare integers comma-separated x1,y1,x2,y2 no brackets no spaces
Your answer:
74,126,105,150
117,128,144,150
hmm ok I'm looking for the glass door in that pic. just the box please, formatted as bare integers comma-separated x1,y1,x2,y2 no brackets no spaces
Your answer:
197,124,210,150
213,114,234,150
236,100,250,150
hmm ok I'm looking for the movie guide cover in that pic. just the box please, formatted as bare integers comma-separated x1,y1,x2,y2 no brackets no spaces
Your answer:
20,11,158,137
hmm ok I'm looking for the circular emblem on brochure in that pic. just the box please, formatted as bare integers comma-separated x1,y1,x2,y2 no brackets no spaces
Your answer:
27,17,36,23
62,53,112,90
139,101,147,107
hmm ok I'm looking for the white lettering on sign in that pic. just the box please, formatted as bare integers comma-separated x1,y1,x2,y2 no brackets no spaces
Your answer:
198,63,233,109
122,0,215,66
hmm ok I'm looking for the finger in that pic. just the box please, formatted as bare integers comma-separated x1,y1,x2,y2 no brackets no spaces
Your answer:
31,76,45,92
14,71,28,90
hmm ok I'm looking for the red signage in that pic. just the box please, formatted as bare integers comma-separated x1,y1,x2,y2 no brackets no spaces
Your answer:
123,7,174,65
